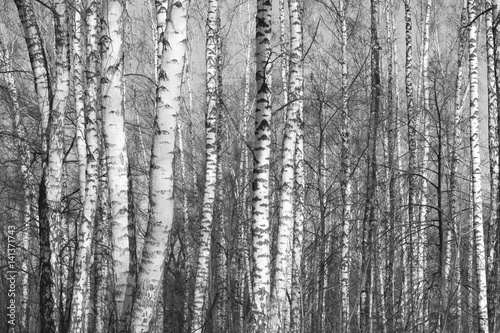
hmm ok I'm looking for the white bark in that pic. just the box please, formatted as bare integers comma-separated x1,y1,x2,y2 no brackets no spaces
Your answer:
13,1,56,331
251,0,273,330
468,0,489,331
339,1,351,331
47,1,71,330
130,1,187,332
417,0,432,326
404,1,416,327
191,0,220,330
156,0,168,81
101,0,133,330
70,0,101,331
13,0,51,138
486,2,499,330
238,5,253,328
492,1,500,330
447,2,467,331
271,0,302,328
279,0,288,108
74,2,86,204
95,153,111,333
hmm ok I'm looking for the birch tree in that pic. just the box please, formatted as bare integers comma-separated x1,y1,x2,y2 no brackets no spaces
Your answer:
251,0,273,329
191,0,221,330
491,0,500,331
279,0,288,108
468,0,489,331
100,0,134,330
288,1,304,332
70,0,101,331
383,1,397,331
446,2,467,331
339,1,351,331
403,1,416,327
95,152,111,333
130,1,187,332
486,2,499,330
271,0,303,328
13,1,55,329
360,1,380,332
416,1,432,326
33,0,72,330
74,2,86,205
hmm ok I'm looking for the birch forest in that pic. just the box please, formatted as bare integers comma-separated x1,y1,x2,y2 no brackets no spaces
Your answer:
2,0,500,332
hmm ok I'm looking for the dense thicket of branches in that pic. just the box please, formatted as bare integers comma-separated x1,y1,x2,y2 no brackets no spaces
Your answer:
0,0,499,332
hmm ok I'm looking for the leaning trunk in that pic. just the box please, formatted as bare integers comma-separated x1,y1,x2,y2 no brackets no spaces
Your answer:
129,1,187,332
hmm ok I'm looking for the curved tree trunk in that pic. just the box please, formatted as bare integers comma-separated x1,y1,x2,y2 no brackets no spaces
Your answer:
129,1,187,332
13,1,55,331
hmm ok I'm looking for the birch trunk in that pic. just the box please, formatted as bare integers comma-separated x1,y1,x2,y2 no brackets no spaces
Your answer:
95,151,111,333
291,74,305,333
129,1,187,332
383,2,397,331
238,7,253,328
190,1,220,330
492,1,500,331
468,1,490,331
417,1,432,328
100,0,134,330
13,2,54,330
13,0,51,137
177,123,191,328
43,1,71,330
279,0,288,108
360,1,380,332
339,1,351,331
215,145,228,333
89,3,106,330
390,5,406,329
74,2,86,205
182,39,195,331
404,1,416,328
486,2,499,331
70,0,101,330
251,0,273,329
446,3,467,331
271,0,302,329
156,0,168,82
